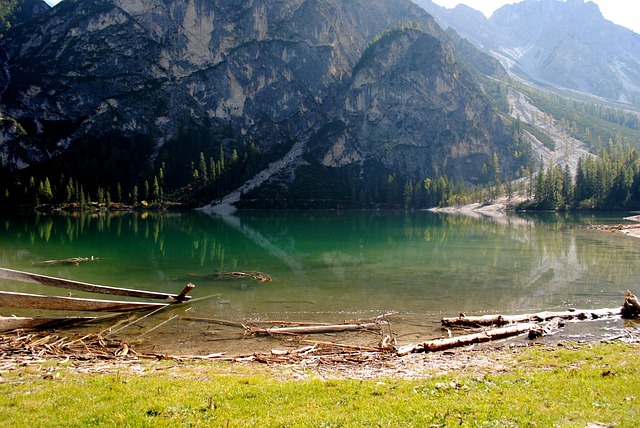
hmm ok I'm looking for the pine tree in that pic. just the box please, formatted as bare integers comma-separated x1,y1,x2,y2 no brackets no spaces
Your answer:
219,144,225,172
403,180,414,209
132,186,139,207
38,178,53,202
153,176,161,203
65,178,75,203
199,152,208,183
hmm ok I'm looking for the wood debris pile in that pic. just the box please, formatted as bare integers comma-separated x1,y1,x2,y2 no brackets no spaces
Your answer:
0,292,637,371
0,332,135,365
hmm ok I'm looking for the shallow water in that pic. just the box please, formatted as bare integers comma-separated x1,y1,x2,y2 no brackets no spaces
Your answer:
1,210,638,354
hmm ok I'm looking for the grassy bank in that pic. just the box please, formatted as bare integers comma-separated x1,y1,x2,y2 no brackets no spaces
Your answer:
1,342,638,427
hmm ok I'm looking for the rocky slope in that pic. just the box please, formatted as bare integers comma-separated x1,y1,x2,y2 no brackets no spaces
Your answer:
0,0,524,208
0,0,49,35
414,0,640,107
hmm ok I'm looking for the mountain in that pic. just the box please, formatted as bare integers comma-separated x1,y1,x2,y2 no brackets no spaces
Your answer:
0,0,49,36
0,0,525,209
413,0,640,107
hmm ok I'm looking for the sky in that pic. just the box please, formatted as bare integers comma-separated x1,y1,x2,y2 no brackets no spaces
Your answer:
43,0,639,34
430,0,640,34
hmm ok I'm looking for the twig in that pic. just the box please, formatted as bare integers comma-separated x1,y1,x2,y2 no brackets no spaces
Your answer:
137,314,179,339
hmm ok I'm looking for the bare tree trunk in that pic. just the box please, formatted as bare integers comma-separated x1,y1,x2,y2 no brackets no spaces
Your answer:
247,322,383,336
396,323,537,356
442,307,623,328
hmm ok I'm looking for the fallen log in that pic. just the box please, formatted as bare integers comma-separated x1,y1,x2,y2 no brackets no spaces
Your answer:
180,316,247,329
0,315,97,331
246,321,383,336
396,323,537,356
36,256,98,266
299,339,382,352
223,271,272,282
527,317,565,340
0,290,168,312
250,320,332,326
0,267,193,302
442,307,624,328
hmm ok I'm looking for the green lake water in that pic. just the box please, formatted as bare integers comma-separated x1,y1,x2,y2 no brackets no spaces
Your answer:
1,210,639,354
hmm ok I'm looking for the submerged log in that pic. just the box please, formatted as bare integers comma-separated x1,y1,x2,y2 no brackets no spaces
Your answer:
442,307,624,327
188,271,272,282
396,323,537,356
0,316,97,331
0,290,168,312
36,256,98,266
180,316,247,329
246,321,383,336
222,271,272,282
0,267,193,302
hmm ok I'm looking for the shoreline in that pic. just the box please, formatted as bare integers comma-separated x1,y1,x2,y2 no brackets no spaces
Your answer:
431,201,640,238
1,328,637,380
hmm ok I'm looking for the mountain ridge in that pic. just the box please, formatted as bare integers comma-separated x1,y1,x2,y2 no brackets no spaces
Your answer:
1,0,523,209
413,0,640,107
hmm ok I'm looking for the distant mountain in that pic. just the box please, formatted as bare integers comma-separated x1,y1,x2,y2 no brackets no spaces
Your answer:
413,0,640,107
0,0,526,209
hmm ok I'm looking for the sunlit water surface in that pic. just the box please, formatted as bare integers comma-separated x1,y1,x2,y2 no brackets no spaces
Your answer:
1,210,639,354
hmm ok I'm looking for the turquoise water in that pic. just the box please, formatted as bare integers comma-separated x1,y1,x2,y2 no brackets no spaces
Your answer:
1,210,639,354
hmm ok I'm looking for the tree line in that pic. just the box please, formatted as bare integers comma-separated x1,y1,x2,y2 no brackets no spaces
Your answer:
0,133,267,212
524,143,640,211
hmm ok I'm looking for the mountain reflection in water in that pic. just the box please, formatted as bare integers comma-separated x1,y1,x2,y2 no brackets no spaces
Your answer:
0,210,638,354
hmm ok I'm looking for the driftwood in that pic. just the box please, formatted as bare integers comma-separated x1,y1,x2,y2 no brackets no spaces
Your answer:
0,316,97,331
246,321,383,336
442,307,624,328
180,316,247,329
299,339,382,352
0,267,194,302
396,323,538,356
0,331,136,362
527,317,565,339
0,291,168,312
181,316,386,336
443,292,640,329
222,271,272,282
187,271,272,282
622,290,640,318
36,256,99,266
424,292,640,354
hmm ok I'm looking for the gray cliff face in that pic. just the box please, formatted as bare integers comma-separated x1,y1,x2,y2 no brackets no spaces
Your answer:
319,28,510,181
0,0,520,205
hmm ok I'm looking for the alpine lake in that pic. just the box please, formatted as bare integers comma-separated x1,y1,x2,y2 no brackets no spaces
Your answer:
1,209,639,355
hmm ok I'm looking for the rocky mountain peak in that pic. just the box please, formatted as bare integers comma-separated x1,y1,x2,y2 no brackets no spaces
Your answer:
1,0,524,209
415,0,640,106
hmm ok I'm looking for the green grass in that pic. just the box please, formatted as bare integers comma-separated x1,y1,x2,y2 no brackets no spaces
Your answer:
1,342,638,427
